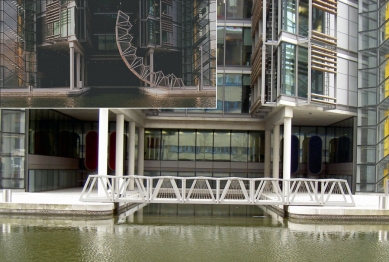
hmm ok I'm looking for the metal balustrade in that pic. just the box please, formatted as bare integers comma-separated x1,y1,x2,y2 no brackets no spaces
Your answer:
80,175,355,206
115,11,185,89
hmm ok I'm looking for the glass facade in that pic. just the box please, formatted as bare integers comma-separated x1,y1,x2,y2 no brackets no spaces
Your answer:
357,0,389,192
216,0,252,20
145,129,263,162
0,109,26,189
1,0,36,88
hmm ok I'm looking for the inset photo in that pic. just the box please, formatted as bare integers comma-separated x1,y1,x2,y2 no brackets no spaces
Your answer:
0,0,216,108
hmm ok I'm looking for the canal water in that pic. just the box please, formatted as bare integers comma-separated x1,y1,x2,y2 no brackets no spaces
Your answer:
1,204,389,262
0,87,216,108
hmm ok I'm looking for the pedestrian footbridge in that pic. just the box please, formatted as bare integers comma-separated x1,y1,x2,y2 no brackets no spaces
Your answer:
79,175,355,207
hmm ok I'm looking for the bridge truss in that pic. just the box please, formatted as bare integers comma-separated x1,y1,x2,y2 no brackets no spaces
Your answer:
80,175,355,207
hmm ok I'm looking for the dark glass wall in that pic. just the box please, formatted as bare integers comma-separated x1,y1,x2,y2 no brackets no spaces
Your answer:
145,128,263,162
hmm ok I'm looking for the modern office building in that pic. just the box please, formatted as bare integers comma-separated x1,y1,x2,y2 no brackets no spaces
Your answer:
1,0,388,195
0,0,216,88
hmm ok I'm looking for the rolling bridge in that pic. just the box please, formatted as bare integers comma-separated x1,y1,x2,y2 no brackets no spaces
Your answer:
115,11,185,89
80,175,355,207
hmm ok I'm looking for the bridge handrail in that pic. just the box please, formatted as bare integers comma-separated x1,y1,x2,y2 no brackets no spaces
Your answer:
85,174,349,183
80,175,354,206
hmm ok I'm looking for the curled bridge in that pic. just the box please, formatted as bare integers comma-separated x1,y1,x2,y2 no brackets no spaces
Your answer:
115,11,185,89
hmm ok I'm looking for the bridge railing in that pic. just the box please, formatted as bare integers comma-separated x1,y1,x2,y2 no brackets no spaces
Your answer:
79,175,355,206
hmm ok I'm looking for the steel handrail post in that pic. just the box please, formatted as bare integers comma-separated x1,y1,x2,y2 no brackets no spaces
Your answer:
182,179,186,203
216,179,220,203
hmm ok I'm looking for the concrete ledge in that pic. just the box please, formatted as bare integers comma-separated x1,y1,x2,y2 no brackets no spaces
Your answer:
0,87,90,97
0,202,114,216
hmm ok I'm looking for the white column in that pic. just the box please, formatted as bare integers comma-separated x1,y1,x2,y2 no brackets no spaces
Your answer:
138,127,145,176
98,109,109,196
283,117,292,180
81,55,85,87
128,122,136,176
76,52,81,88
128,121,136,190
69,43,74,90
264,129,271,178
115,114,124,176
273,125,280,179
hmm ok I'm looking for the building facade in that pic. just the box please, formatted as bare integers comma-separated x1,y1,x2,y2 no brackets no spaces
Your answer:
1,0,388,194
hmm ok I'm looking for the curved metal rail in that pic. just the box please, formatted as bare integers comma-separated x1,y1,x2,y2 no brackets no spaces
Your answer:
115,11,184,89
80,175,355,206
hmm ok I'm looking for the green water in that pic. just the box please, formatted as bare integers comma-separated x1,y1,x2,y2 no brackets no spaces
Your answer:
0,88,216,108
1,204,389,262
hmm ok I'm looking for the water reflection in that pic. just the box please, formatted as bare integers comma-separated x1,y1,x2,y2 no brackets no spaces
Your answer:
1,205,389,261
0,88,216,108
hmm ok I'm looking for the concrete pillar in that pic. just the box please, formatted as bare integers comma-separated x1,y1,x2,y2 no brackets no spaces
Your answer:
273,125,280,179
98,109,109,196
138,127,145,176
76,52,80,88
264,129,271,178
81,55,85,87
283,117,292,180
115,114,124,176
128,121,136,176
128,121,136,190
69,43,74,90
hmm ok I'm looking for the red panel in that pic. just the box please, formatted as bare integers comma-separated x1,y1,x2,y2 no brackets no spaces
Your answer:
109,132,116,170
85,131,98,170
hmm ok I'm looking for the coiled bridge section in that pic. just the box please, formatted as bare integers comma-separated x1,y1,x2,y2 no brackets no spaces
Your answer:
115,11,185,89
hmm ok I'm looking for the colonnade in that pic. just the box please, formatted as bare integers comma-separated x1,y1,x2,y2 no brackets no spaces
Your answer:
97,107,294,189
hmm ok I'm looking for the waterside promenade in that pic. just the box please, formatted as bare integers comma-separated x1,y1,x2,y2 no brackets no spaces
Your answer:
1,189,389,220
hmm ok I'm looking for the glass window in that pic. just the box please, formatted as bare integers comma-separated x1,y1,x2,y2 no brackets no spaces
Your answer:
2,110,25,133
298,47,308,98
196,130,213,161
179,130,196,161
1,133,25,155
231,131,248,162
225,27,243,65
161,129,178,160
1,156,25,189
243,28,252,66
217,27,224,65
311,70,323,95
225,74,243,114
282,0,296,33
145,129,161,160
248,131,261,162
298,0,308,36
281,43,296,96
213,131,230,161
226,0,252,19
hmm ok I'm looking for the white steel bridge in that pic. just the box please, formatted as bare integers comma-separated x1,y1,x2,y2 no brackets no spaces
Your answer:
79,175,355,207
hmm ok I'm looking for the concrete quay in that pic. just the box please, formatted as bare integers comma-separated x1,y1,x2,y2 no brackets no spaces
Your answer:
0,188,114,216
1,87,90,97
2,189,389,220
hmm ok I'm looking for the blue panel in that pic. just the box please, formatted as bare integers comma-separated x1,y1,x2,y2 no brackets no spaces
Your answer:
291,135,299,174
308,135,322,175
